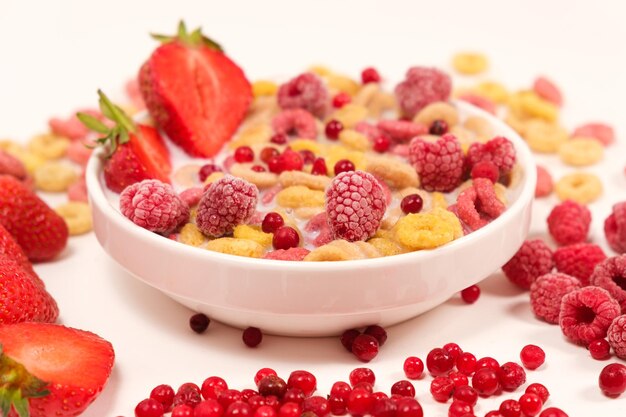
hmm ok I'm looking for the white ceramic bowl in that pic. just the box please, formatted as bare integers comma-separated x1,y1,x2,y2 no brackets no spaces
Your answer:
86,101,536,337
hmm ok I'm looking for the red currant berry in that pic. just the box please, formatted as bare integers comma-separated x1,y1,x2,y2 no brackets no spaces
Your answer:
460,285,481,304
520,345,545,370
371,391,388,401
391,380,415,398
283,388,305,405
264,396,280,411
518,393,543,417
485,412,504,417
272,226,300,250
287,370,317,397
173,383,202,408
395,397,423,417
262,212,284,233
247,395,265,411
279,402,301,417
251,165,266,172
598,363,626,397
189,313,210,333
226,401,253,417
332,92,351,108
150,384,175,412
443,343,463,360
299,149,316,165
538,407,569,417
429,119,449,135
135,398,165,417
448,400,473,417
456,352,477,375
278,149,304,173
270,134,288,145
347,388,374,416
301,396,329,417
260,147,280,164
171,404,194,417
255,405,277,417
400,194,423,214
241,389,257,402
234,146,255,163
373,135,391,153
325,120,344,140
426,348,455,376
452,385,478,406
499,399,521,417
351,334,379,362
364,325,388,346
242,327,263,347
217,389,242,409
525,383,550,403
267,156,282,174
194,399,224,417
589,339,611,360
333,159,355,175
361,67,381,84
471,368,499,397
352,381,374,393
476,356,500,371
330,381,352,401
199,164,223,182
349,367,376,387
258,375,288,399
430,376,455,403
201,376,228,400
497,362,526,391
403,356,424,380
311,157,328,176
448,371,469,388
340,329,361,352
254,369,276,386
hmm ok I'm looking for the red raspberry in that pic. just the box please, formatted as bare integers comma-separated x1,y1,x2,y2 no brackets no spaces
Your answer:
467,136,516,174
277,72,328,118
0,150,27,180
608,315,626,359
272,149,304,174
553,243,606,285
271,108,318,139
119,179,189,234
408,134,464,192
547,201,591,246
530,273,582,324
325,171,386,242
196,176,258,237
354,121,387,141
456,177,506,230
361,67,381,84
376,120,427,143
470,161,499,183
590,255,626,312
604,202,626,254
263,247,310,261
394,67,452,118
458,93,497,115
502,239,554,290
535,165,553,198
179,187,204,208
559,286,622,345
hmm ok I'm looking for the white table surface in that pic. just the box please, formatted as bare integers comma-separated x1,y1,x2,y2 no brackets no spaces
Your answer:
1,1,626,416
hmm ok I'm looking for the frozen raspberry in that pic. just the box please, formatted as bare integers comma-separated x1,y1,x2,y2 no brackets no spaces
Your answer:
456,177,506,230
408,133,464,192
120,179,190,234
559,286,622,345
530,273,582,324
354,121,386,141
572,122,615,146
325,170,386,242
502,239,554,290
263,247,311,261
608,315,626,359
0,150,27,180
467,136,516,175
376,120,428,142
470,161,499,183
196,176,258,237
271,108,318,139
547,200,591,246
458,93,497,114
590,255,626,312
277,72,328,118
553,243,607,285
179,187,204,208
535,165,553,198
394,67,452,118
604,202,626,254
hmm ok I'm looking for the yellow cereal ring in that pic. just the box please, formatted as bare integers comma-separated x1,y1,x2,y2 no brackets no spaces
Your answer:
331,104,368,128
288,139,323,155
0,139,24,155
430,192,449,209
558,138,604,166
368,237,404,257
339,129,370,152
203,172,225,186
229,124,272,149
504,112,530,137
308,65,333,77
304,240,381,262
278,171,330,191
413,101,459,127
28,134,70,160
519,92,558,122
395,212,456,250
11,150,46,174
179,223,205,247
555,172,603,204
430,207,463,239
55,202,92,235
233,225,273,248
326,74,360,96
276,186,325,208
229,163,278,189
524,120,568,153
463,116,493,138
34,161,77,192
365,154,419,189
327,145,366,173
474,81,509,104
252,80,278,97
452,52,489,75
173,164,201,188
206,238,264,258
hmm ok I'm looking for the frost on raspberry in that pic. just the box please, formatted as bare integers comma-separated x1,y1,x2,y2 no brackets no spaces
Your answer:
377,119,428,143
456,178,506,230
277,72,328,118
502,239,554,290
530,273,582,324
553,243,606,285
120,179,190,234
271,108,318,139
559,286,621,345
547,200,591,246
325,171,386,242
408,133,464,192
604,202,626,254
607,314,626,359
467,136,516,176
590,255,626,313
196,175,259,237
394,67,452,118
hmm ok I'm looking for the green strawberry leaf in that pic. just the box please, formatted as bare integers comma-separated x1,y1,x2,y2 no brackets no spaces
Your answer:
150,20,223,51
97,90,136,134
76,113,109,134
10,393,28,417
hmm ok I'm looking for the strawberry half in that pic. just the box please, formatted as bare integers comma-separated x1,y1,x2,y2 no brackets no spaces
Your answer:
139,21,252,157
0,223,35,276
0,322,114,417
77,90,172,193
0,176,68,262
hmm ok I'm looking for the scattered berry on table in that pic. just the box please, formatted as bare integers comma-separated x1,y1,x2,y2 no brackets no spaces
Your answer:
189,313,211,334
471,368,500,397
607,314,626,359
391,380,415,398
588,338,612,360
498,399,521,417
403,356,425,379
426,347,455,376
461,285,481,304
553,243,606,285
135,398,165,417
430,375,455,402
519,345,546,370
453,385,478,406
530,273,582,324
456,352,477,375
518,393,543,417
497,361,527,390
598,363,626,397
242,327,263,348
589,255,626,313
150,384,175,412
604,202,626,254
535,165,553,198
547,200,591,246
502,239,554,290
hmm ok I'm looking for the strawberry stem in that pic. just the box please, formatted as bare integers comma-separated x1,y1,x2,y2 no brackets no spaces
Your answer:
150,20,223,51
0,346,49,417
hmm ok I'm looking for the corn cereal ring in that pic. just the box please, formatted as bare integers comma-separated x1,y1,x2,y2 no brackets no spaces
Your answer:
174,164,201,188
504,112,530,137
331,104,368,128
233,225,273,248
203,172,225,186
463,116,493,139
326,74,360,96
452,52,489,75
229,163,278,189
206,238,264,258
474,81,509,104
28,134,70,160
413,101,459,127
34,161,77,192
304,240,381,262
394,211,456,250
278,170,330,191
430,192,449,209
558,138,604,166
555,172,603,204
252,80,278,97
327,145,366,172
519,92,558,122
0,139,24,155
430,207,464,239
339,129,370,152
294,207,325,220
365,154,419,189
367,237,404,257
352,82,380,107
288,139,323,155
55,202,92,235
179,223,205,247
524,119,568,153
276,185,325,209
229,123,272,149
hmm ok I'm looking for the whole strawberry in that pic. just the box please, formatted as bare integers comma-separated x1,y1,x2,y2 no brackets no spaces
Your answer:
408,133,465,192
0,223,35,276
139,21,252,157
0,175,68,262
0,322,114,417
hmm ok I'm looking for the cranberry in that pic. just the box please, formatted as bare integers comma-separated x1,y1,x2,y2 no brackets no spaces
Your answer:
190,313,211,334
371,392,388,401
217,389,242,409
272,226,300,250
251,165,266,172
499,399,521,417
287,370,317,396
430,376,455,403
460,285,481,304
426,348,455,376
448,400,473,417
518,393,543,417
333,159,355,175
311,157,328,176
520,345,545,370
373,135,391,153
456,352,477,375
330,381,352,401
282,388,305,405
598,363,626,397
255,405,277,417
278,149,304,173
452,385,478,406
279,402,301,417
260,147,280,164
264,396,280,411
198,164,222,182
325,119,344,140
443,343,463,360
150,384,175,411
262,212,284,234
403,356,424,380
254,369,276,386
248,395,266,411
497,362,526,391
194,399,224,417
525,383,550,403
448,371,469,388
349,367,376,386
364,325,388,346
299,150,316,165
171,404,194,417
332,92,351,108
301,396,329,417
361,67,381,84
135,398,164,417
429,119,449,135
234,146,255,163
391,380,415,398
485,412,504,417
258,375,288,399
226,401,252,417
471,368,499,397
395,397,423,417
201,376,228,400
241,389,257,402
370,397,396,417
400,194,423,214
589,339,611,360
351,334,379,362
341,329,361,352
174,383,202,408
347,388,374,416
267,157,282,174
476,356,500,371
539,407,569,417
352,382,373,393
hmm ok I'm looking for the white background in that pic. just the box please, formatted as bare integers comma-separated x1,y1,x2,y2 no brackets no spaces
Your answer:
1,1,626,416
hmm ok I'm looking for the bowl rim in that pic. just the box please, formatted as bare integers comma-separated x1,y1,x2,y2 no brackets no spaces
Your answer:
86,100,537,272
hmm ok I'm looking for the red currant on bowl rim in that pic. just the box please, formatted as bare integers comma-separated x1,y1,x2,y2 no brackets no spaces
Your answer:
520,344,545,370
325,119,344,140
400,194,423,214
403,356,424,380
234,146,255,163
334,159,355,175
262,212,284,234
351,334,379,362
272,226,300,250
598,363,626,397
461,285,481,304
361,67,381,84
242,327,263,348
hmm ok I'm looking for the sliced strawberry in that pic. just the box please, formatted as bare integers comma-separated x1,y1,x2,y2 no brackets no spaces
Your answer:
130,124,171,182
0,322,114,417
139,22,252,157
0,223,35,275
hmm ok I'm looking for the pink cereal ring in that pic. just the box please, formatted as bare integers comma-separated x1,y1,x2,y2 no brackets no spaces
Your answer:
458,94,497,115
354,121,386,141
377,119,428,142
263,247,311,261
305,212,328,233
261,184,283,205
533,76,563,107
67,178,88,202
535,165,553,198
271,108,318,139
66,140,94,166
390,144,410,157
457,178,506,231
125,78,146,111
49,108,101,141
572,123,615,146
